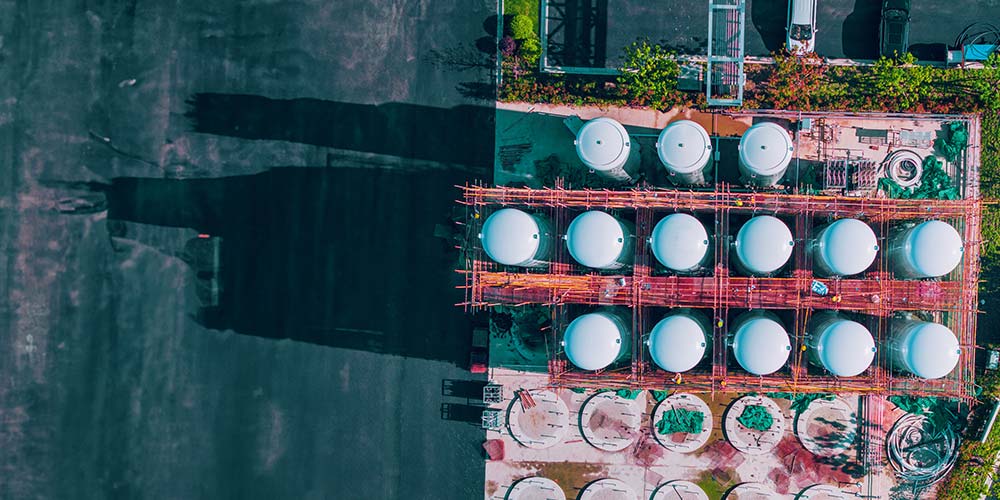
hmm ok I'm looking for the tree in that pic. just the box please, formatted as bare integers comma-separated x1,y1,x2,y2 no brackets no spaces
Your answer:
760,51,828,110
971,53,1000,110
617,40,680,107
869,53,935,111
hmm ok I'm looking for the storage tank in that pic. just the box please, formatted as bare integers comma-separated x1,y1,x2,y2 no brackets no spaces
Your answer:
647,310,710,373
888,220,964,278
806,312,876,377
649,213,711,272
479,208,552,267
738,122,794,186
575,117,640,182
731,311,791,376
889,318,961,379
733,215,795,275
562,310,631,371
812,218,879,277
657,120,713,185
566,210,634,269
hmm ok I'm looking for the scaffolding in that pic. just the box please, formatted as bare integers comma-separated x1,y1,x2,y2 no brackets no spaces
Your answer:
706,0,746,106
458,183,981,400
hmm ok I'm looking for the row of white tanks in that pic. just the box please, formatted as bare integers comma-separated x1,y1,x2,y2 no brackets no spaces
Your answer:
573,117,795,186
562,309,962,380
480,208,965,278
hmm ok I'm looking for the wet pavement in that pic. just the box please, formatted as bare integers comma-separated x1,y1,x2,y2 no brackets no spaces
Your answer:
0,1,495,498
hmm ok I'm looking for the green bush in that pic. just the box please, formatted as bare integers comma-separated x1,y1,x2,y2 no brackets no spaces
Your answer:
510,14,534,40
617,40,681,108
519,36,541,65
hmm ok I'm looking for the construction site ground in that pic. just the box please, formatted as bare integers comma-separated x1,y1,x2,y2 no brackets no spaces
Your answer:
483,368,917,500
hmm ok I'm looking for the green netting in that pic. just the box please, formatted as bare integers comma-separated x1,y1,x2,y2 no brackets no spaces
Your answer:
737,405,774,431
879,156,959,200
767,392,835,418
656,408,704,434
889,396,965,434
616,389,642,400
649,390,670,402
935,121,969,163
569,387,587,394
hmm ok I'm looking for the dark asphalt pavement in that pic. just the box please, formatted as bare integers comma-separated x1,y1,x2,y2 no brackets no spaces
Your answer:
604,0,1000,60
0,1,495,499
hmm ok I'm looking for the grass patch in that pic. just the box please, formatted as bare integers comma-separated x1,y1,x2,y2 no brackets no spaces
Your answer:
937,406,1000,499
695,469,729,499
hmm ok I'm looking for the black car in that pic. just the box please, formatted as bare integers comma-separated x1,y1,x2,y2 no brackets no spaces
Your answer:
880,0,911,57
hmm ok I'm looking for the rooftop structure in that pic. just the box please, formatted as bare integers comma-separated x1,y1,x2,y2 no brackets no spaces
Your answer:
458,182,981,399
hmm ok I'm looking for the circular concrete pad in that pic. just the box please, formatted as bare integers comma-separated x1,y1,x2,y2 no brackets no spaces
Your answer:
578,478,638,500
724,482,779,500
579,392,643,452
507,390,570,449
795,397,856,457
723,395,786,455
507,477,567,500
796,484,850,499
651,480,709,500
651,393,713,453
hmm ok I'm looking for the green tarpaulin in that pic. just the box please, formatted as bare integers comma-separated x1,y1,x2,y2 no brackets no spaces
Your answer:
737,405,774,431
656,408,704,434
767,392,834,418
649,390,670,402
879,156,959,200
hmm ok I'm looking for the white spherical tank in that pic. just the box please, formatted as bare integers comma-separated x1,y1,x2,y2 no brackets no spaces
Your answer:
734,215,795,275
889,319,961,379
812,218,879,277
657,120,713,185
738,122,794,186
562,310,632,371
649,213,711,272
806,312,876,377
479,208,552,267
889,220,964,278
731,311,792,375
575,117,640,182
566,211,635,269
647,310,711,373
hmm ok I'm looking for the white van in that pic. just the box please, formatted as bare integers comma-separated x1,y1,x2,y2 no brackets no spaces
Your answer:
787,0,817,55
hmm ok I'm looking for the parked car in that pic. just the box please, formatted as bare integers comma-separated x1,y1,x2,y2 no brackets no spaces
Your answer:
880,0,911,57
787,0,817,55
